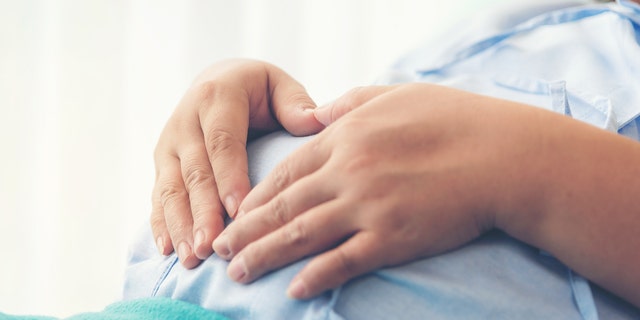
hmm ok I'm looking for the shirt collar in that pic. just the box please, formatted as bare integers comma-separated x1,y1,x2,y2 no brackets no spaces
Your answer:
617,0,640,12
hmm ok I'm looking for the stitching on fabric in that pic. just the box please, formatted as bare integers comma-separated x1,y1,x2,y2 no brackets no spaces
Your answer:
152,256,179,297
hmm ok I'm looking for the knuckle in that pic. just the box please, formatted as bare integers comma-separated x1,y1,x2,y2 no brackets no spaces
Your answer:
283,218,310,247
192,81,230,120
334,247,359,278
149,210,165,232
343,152,375,175
164,214,191,237
182,163,213,192
205,128,241,159
269,196,290,226
307,136,323,154
189,201,214,221
158,182,186,209
271,163,292,190
193,80,221,103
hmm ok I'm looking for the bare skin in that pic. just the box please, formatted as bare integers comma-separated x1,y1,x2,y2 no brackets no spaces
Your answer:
213,84,640,306
151,59,323,268
151,60,640,307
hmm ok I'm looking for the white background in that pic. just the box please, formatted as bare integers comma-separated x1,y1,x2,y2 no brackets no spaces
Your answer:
0,0,512,317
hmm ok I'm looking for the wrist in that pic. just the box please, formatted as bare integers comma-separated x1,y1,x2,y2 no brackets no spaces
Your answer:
488,104,569,242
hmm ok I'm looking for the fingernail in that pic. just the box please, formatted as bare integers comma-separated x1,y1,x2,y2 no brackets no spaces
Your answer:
225,195,238,217
287,277,308,299
156,236,166,255
313,107,331,126
227,256,248,282
213,234,231,259
301,105,315,113
178,242,192,263
194,230,205,251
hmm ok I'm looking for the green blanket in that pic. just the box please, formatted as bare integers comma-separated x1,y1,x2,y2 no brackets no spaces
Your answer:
0,298,229,320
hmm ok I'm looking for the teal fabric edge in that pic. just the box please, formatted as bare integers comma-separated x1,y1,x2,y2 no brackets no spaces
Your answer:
0,297,230,320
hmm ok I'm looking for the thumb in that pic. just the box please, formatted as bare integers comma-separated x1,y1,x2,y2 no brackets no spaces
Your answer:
268,68,324,136
314,85,395,126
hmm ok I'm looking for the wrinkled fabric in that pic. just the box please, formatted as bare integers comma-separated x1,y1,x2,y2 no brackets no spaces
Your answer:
124,1,640,319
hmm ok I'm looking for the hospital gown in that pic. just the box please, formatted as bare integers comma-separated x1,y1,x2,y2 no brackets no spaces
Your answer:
123,1,640,319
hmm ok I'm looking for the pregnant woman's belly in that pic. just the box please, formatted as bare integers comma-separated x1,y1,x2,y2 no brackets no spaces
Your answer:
124,131,620,320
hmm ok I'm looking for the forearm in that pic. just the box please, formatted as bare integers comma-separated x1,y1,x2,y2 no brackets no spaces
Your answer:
497,110,640,307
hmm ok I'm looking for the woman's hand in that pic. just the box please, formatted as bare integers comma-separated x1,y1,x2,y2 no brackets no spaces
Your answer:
212,83,553,298
151,59,324,268
213,83,640,307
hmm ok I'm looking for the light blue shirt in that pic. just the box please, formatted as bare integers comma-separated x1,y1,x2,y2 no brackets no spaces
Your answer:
123,1,640,319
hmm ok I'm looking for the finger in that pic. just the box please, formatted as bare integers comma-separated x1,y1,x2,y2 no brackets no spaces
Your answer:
314,85,396,126
267,67,325,135
195,83,252,218
213,170,336,259
155,153,201,269
178,143,226,259
225,200,356,284
237,136,330,216
150,183,172,256
287,232,386,299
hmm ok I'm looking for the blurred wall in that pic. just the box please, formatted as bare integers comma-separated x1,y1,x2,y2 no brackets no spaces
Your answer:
0,0,511,316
